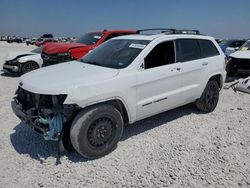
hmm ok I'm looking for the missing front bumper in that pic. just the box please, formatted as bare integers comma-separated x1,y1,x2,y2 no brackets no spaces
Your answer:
11,96,75,141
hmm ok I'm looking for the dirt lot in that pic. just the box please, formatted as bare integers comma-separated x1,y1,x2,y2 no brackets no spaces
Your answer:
0,42,249,188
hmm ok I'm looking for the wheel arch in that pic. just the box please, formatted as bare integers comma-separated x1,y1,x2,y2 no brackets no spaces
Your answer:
79,98,131,125
20,60,40,74
20,60,40,67
207,73,224,90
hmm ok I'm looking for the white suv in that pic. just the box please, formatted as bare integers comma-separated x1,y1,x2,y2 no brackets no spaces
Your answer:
12,29,226,159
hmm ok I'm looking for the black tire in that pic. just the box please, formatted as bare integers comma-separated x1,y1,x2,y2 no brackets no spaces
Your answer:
195,80,219,113
21,61,39,74
62,123,75,151
70,105,124,159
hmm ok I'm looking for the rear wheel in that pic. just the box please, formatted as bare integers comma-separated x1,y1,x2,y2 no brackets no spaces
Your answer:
21,61,39,74
70,105,124,159
195,80,219,113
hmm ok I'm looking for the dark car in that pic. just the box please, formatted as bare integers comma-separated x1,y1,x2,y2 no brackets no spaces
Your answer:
226,40,250,76
7,37,23,43
219,40,246,53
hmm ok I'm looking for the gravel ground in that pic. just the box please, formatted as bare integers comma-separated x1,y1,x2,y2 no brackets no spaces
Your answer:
0,42,249,188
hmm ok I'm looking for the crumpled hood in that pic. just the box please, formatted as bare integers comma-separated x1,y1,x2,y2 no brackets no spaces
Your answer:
43,42,89,54
230,50,250,59
20,61,119,95
6,51,36,61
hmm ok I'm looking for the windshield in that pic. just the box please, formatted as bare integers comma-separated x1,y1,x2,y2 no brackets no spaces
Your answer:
76,32,104,45
219,40,232,46
240,41,250,50
80,39,150,69
31,47,43,53
230,40,246,48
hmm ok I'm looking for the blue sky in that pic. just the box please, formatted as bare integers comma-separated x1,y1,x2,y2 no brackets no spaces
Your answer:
0,0,249,39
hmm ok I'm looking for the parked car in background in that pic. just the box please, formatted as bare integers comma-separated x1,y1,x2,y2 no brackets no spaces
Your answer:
40,34,53,38
41,29,136,66
35,34,57,46
0,36,7,41
240,40,250,51
26,38,38,45
225,40,247,57
35,38,57,46
7,37,23,43
11,29,226,159
226,41,250,76
2,47,43,75
219,39,246,53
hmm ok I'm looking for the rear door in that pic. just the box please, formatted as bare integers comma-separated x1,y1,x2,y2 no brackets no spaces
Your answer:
176,39,210,104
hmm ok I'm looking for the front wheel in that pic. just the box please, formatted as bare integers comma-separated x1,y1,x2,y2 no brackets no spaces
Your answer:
70,105,124,159
195,80,219,113
21,61,39,74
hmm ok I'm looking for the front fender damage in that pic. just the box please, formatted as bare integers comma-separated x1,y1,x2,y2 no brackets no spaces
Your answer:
11,87,79,141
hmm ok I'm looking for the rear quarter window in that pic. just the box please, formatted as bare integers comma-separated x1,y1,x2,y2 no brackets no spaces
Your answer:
198,39,220,58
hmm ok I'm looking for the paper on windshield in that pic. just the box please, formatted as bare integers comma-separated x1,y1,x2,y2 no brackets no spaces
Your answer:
94,36,102,39
129,43,146,49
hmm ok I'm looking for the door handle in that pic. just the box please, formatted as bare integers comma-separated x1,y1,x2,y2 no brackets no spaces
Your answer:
202,62,208,66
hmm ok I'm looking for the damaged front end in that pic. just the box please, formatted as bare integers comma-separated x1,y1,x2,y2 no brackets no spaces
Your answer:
11,87,77,141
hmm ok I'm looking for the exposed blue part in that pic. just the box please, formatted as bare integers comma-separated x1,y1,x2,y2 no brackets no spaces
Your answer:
39,113,63,141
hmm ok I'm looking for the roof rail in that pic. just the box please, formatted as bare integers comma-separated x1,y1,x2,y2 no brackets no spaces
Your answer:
136,28,201,35
173,30,200,35
136,28,176,34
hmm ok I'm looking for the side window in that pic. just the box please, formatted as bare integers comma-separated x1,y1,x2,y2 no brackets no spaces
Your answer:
198,39,220,58
144,41,175,69
176,39,201,62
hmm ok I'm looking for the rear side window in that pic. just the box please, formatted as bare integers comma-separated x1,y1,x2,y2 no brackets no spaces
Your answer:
176,39,201,62
198,39,220,58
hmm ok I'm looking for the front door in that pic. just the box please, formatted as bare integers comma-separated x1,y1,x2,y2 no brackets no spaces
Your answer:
136,41,183,120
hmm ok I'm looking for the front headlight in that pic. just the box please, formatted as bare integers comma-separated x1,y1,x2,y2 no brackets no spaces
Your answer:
7,59,19,64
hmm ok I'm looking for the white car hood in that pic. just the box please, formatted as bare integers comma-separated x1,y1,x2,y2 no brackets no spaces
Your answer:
230,50,250,59
6,51,36,61
20,61,119,95
225,47,236,56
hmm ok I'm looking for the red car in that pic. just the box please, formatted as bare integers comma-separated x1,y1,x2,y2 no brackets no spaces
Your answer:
41,29,136,66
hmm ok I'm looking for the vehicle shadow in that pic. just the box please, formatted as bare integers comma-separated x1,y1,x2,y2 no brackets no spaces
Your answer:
10,123,59,163
10,104,201,164
121,104,200,141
